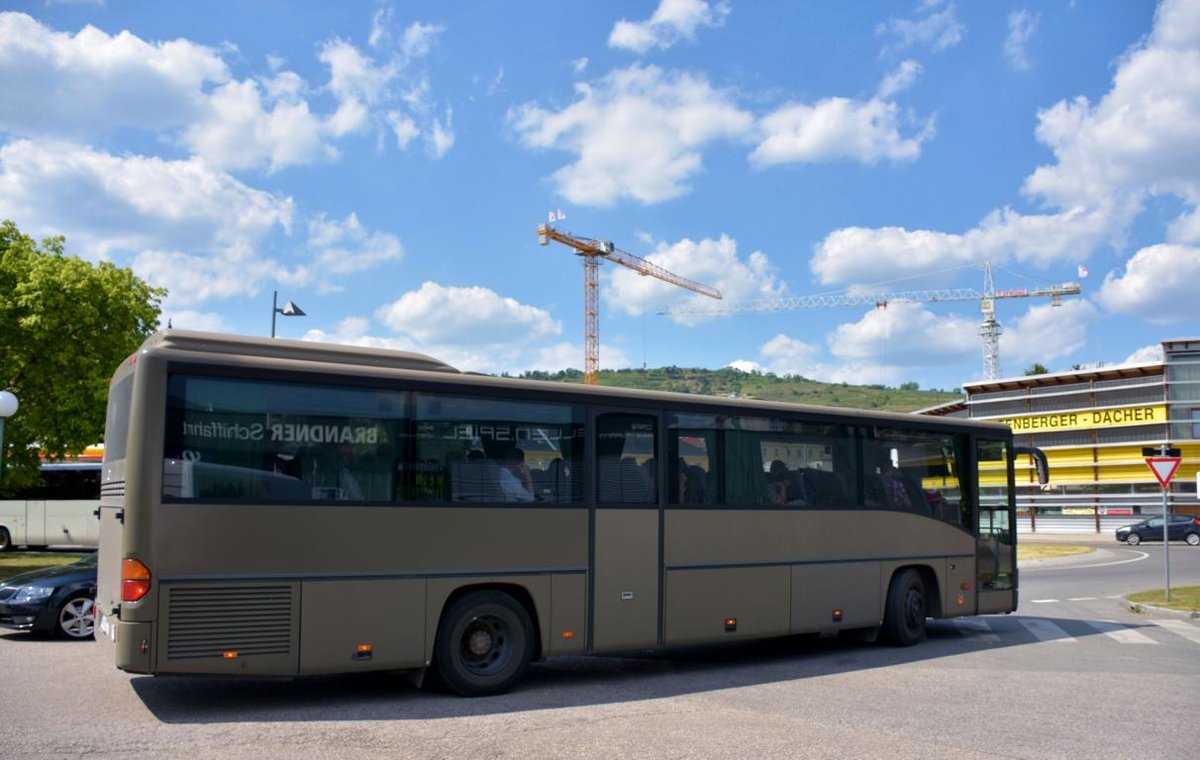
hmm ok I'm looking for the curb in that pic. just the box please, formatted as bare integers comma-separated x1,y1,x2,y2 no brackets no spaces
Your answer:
1123,599,1200,619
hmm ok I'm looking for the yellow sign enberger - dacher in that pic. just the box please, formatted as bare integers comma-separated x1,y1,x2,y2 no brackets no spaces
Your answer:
994,404,1167,433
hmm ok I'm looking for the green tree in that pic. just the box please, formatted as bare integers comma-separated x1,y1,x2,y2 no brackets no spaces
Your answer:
1024,363,1050,375
0,221,164,493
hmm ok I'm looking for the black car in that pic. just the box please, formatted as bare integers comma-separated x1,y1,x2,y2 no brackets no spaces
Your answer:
1115,515,1200,546
0,552,96,639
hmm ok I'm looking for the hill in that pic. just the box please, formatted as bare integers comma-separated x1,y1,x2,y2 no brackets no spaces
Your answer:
517,366,962,413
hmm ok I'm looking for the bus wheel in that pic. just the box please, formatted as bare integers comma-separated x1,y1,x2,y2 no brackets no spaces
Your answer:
0,528,11,552
55,594,95,639
882,568,927,646
434,590,534,697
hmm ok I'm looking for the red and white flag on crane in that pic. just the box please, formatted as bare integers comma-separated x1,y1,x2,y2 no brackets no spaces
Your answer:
1077,264,1089,278
548,209,566,222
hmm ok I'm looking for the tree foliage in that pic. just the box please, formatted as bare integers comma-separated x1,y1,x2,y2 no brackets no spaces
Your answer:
0,220,164,493
1024,363,1050,376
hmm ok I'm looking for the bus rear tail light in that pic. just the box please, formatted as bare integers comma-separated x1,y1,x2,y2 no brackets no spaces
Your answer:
122,558,151,602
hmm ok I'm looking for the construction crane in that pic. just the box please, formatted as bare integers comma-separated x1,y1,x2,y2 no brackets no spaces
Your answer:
659,262,1081,381
537,223,722,385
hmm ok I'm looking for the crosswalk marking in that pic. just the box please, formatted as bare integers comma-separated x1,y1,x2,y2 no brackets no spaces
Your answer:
1089,620,1157,644
1017,617,1077,643
936,616,1200,648
948,617,1001,643
1148,618,1200,645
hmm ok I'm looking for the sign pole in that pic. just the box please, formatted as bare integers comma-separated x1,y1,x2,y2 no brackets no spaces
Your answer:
1162,472,1170,603
1143,445,1181,603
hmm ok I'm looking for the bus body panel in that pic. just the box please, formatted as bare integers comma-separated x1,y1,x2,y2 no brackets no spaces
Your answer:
549,573,588,656
0,503,28,545
791,561,881,631
664,565,790,646
301,578,425,674
592,509,659,653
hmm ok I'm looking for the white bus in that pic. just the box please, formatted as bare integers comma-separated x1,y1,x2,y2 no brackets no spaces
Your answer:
1,460,101,551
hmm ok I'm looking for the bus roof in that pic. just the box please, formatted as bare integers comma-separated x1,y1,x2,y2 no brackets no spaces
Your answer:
136,329,460,374
133,330,1006,435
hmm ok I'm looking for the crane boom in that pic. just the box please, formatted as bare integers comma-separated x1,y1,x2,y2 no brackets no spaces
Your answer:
657,262,1082,381
537,223,722,384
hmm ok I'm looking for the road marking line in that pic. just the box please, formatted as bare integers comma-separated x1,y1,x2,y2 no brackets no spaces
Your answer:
1068,597,1098,601
948,618,1001,643
1018,617,1076,643
1021,550,1149,571
1148,619,1200,645
1031,599,1059,603
1090,620,1157,644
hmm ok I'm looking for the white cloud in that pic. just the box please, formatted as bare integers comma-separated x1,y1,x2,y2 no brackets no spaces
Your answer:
0,12,453,172
0,139,405,306
810,204,1116,285
0,139,292,259
304,298,615,376
877,59,923,98
184,79,333,172
1096,243,1200,323
427,109,455,158
877,1,966,54
1124,343,1164,364
1022,1,1200,219
0,12,225,138
386,111,420,148
401,21,446,61
308,212,404,276
751,95,934,167
609,0,730,54
1004,9,1040,72
998,299,1097,367
761,334,821,369
828,301,979,365
161,310,228,332
134,247,297,307
727,359,765,373
375,281,561,346
782,0,1200,288
509,64,753,206
607,234,785,320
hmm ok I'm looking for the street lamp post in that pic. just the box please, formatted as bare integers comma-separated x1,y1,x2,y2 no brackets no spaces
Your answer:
271,290,306,338
0,390,18,486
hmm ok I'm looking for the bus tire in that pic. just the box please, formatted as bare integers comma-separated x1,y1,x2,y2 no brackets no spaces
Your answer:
0,527,11,552
434,590,534,697
881,568,927,646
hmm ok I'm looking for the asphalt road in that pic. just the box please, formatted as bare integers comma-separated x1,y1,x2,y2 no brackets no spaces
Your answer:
2,545,1198,759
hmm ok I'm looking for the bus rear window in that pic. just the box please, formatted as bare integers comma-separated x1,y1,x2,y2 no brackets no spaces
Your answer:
104,376,134,461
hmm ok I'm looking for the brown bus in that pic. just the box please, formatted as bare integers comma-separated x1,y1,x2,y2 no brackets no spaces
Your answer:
95,330,1035,696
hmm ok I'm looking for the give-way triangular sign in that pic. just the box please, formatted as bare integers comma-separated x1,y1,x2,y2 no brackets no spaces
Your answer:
1145,457,1181,488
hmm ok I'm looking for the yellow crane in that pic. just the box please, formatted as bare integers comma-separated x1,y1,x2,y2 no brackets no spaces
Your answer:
659,262,1081,381
537,223,722,385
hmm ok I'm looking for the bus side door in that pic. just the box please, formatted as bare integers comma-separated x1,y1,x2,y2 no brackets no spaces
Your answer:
590,410,661,653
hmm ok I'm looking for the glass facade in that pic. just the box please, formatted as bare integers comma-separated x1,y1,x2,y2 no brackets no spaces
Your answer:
956,339,1199,517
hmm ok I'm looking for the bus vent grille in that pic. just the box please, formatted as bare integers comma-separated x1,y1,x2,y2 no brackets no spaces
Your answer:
166,585,293,660
101,481,125,500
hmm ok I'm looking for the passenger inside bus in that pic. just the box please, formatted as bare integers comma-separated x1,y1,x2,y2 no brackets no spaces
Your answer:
497,446,535,502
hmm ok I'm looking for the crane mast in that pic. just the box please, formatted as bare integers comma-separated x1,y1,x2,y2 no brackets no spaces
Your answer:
659,261,1081,381
537,224,722,385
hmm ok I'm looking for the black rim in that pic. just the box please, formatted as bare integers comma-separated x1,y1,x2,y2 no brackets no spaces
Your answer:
459,613,513,676
903,584,924,633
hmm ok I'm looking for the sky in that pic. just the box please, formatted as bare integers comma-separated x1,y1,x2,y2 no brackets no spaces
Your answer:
2,0,1197,392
